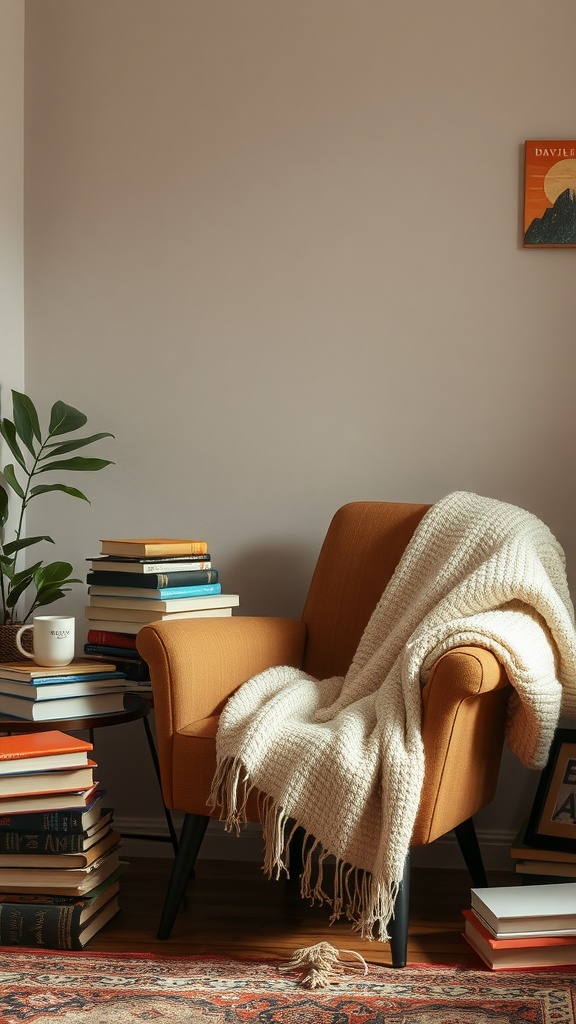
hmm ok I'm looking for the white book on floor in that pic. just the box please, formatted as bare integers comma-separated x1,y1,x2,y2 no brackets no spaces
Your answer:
471,881,576,937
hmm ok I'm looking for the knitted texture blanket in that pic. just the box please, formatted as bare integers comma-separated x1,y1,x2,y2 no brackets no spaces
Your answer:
210,492,576,941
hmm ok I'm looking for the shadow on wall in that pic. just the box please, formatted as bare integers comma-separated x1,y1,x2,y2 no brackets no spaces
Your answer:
223,541,317,618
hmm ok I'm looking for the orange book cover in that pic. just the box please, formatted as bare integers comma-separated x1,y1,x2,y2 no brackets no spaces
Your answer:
0,731,93,763
462,908,576,970
463,909,576,949
523,140,576,247
99,538,208,556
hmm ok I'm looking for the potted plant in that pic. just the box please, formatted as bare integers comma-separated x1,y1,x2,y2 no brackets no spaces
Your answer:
0,390,113,657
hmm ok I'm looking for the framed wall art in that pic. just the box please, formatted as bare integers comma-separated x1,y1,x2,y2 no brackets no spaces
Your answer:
523,140,576,248
524,729,576,852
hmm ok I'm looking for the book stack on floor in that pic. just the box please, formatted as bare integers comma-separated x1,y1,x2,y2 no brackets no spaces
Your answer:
463,881,576,969
84,537,240,683
510,819,576,882
0,660,129,722
0,730,124,948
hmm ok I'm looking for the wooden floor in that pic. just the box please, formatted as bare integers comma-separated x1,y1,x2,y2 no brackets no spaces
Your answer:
88,856,518,967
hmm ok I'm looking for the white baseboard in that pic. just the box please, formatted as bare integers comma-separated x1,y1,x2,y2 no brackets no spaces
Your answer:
116,815,516,873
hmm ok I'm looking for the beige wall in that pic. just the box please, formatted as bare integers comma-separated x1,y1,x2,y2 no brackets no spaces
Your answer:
0,1,24,398
21,1,576,861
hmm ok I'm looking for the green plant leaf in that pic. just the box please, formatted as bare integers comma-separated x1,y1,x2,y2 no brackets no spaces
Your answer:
12,390,41,453
43,432,115,457
2,464,25,500
0,391,114,625
0,486,8,528
34,560,76,587
11,562,43,586
6,571,38,607
0,420,28,472
29,483,90,502
48,402,87,436
2,535,54,556
32,587,74,610
36,456,113,473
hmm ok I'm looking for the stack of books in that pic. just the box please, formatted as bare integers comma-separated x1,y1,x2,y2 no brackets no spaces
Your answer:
84,631,151,686
83,537,240,678
510,820,576,881
0,660,129,722
463,881,576,969
0,730,123,948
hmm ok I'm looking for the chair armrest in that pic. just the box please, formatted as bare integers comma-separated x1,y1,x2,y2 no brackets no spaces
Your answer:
136,615,307,734
413,645,512,844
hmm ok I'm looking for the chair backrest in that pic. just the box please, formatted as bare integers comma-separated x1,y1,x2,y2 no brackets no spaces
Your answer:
301,501,430,680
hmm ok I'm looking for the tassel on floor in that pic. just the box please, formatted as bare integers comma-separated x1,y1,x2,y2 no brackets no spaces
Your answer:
279,941,369,989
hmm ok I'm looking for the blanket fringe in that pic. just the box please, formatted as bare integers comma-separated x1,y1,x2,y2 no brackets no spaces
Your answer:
279,941,369,988
210,758,399,940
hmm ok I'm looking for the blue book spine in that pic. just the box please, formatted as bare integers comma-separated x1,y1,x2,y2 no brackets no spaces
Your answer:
0,672,126,687
156,584,222,599
100,583,223,600
84,646,142,660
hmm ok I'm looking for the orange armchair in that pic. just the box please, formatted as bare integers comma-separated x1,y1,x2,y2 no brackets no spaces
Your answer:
137,501,512,966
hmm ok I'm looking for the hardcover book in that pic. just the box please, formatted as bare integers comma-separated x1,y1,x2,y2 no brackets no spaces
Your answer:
0,846,121,895
87,585,223,610
86,630,137,648
87,557,211,574
0,811,113,854
0,873,123,949
515,860,576,879
0,674,126,700
99,538,209,556
83,646,142,662
83,650,150,681
86,570,219,592
83,608,233,634
0,732,93,775
0,789,105,831
0,661,117,681
0,782,100,816
462,908,576,970
0,690,127,721
0,761,96,799
0,827,120,869
85,593,239,619
471,881,576,937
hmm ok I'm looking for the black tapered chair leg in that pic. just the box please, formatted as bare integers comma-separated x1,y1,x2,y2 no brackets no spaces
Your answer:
157,813,210,939
454,817,487,887
388,851,411,968
286,825,307,884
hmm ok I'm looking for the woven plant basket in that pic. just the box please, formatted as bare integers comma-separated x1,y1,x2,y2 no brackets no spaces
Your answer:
0,624,33,663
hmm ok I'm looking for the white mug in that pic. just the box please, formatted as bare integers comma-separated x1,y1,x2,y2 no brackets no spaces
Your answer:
16,616,75,668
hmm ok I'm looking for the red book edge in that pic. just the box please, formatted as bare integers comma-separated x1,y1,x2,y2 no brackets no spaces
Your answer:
462,908,576,948
0,781,100,808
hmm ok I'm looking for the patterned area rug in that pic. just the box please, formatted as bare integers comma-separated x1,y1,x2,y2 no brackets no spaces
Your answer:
1,949,576,1023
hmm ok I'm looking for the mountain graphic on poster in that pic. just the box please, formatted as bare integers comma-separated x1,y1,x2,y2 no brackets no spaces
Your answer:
524,188,576,245
523,140,576,247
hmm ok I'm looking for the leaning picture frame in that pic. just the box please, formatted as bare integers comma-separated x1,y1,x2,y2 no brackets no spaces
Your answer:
524,729,576,852
523,140,576,247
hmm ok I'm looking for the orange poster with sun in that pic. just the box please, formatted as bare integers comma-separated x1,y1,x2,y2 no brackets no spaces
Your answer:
523,140,576,247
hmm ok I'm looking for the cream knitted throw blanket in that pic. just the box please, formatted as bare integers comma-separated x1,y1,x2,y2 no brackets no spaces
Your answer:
210,492,576,941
